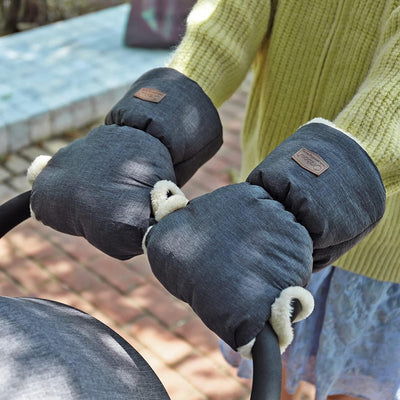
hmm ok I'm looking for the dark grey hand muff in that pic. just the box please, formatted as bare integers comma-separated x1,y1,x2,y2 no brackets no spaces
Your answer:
142,119,385,357
30,124,176,260
143,181,315,356
105,67,223,186
246,119,386,270
28,68,222,260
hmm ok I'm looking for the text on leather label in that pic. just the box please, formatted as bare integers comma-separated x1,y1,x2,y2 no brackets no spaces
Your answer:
292,148,329,176
134,88,166,103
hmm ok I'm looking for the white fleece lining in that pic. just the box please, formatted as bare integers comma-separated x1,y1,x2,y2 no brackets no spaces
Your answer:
151,180,188,221
27,155,52,219
237,286,314,359
238,339,256,360
29,204,36,220
142,226,153,255
304,117,366,151
142,180,189,253
27,155,52,186
269,286,314,354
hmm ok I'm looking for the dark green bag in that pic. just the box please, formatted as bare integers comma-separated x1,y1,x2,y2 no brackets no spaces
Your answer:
125,0,196,49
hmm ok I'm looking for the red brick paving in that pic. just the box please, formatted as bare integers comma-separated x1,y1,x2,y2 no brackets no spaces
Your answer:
0,78,253,399
176,354,249,400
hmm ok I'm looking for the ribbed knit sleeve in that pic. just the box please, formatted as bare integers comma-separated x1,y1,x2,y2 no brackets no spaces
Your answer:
334,5,400,196
168,0,272,108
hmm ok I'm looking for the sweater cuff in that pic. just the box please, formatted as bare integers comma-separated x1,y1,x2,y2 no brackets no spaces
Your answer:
302,118,366,152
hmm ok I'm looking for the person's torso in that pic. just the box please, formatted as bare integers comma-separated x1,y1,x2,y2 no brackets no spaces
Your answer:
240,0,399,282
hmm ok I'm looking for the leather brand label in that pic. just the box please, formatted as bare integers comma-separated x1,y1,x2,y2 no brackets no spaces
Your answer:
292,148,329,176
134,88,166,103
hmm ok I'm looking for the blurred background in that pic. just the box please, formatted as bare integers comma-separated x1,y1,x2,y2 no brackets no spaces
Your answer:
0,0,126,36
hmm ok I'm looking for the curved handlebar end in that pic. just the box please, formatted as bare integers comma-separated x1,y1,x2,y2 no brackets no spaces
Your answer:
0,190,31,238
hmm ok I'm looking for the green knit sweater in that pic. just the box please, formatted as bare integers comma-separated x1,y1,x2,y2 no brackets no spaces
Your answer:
168,0,400,283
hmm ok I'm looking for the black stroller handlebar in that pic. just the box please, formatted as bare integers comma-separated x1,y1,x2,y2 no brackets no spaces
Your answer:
0,190,31,238
0,192,284,400
251,323,282,400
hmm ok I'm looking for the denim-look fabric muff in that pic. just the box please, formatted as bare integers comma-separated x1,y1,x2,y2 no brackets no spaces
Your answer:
145,182,314,350
247,123,386,270
145,122,386,352
0,297,170,399
105,68,223,186
31,69,222,260
31,124,176,259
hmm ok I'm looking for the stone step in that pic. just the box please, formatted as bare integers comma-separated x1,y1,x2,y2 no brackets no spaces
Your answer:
0,4,170,156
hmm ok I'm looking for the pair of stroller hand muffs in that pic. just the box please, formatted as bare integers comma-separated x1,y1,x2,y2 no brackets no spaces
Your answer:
3,117,386,359
26,145,314,358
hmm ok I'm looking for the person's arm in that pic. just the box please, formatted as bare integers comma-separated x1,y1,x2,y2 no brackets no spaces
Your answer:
168,0,273,107
105,1,272,187
334,5,400,196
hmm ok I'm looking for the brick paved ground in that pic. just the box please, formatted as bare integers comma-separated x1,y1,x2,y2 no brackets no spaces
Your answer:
0,77,254,399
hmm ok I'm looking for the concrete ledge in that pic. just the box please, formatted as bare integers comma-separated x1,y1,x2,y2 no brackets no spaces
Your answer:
0,4,170,156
